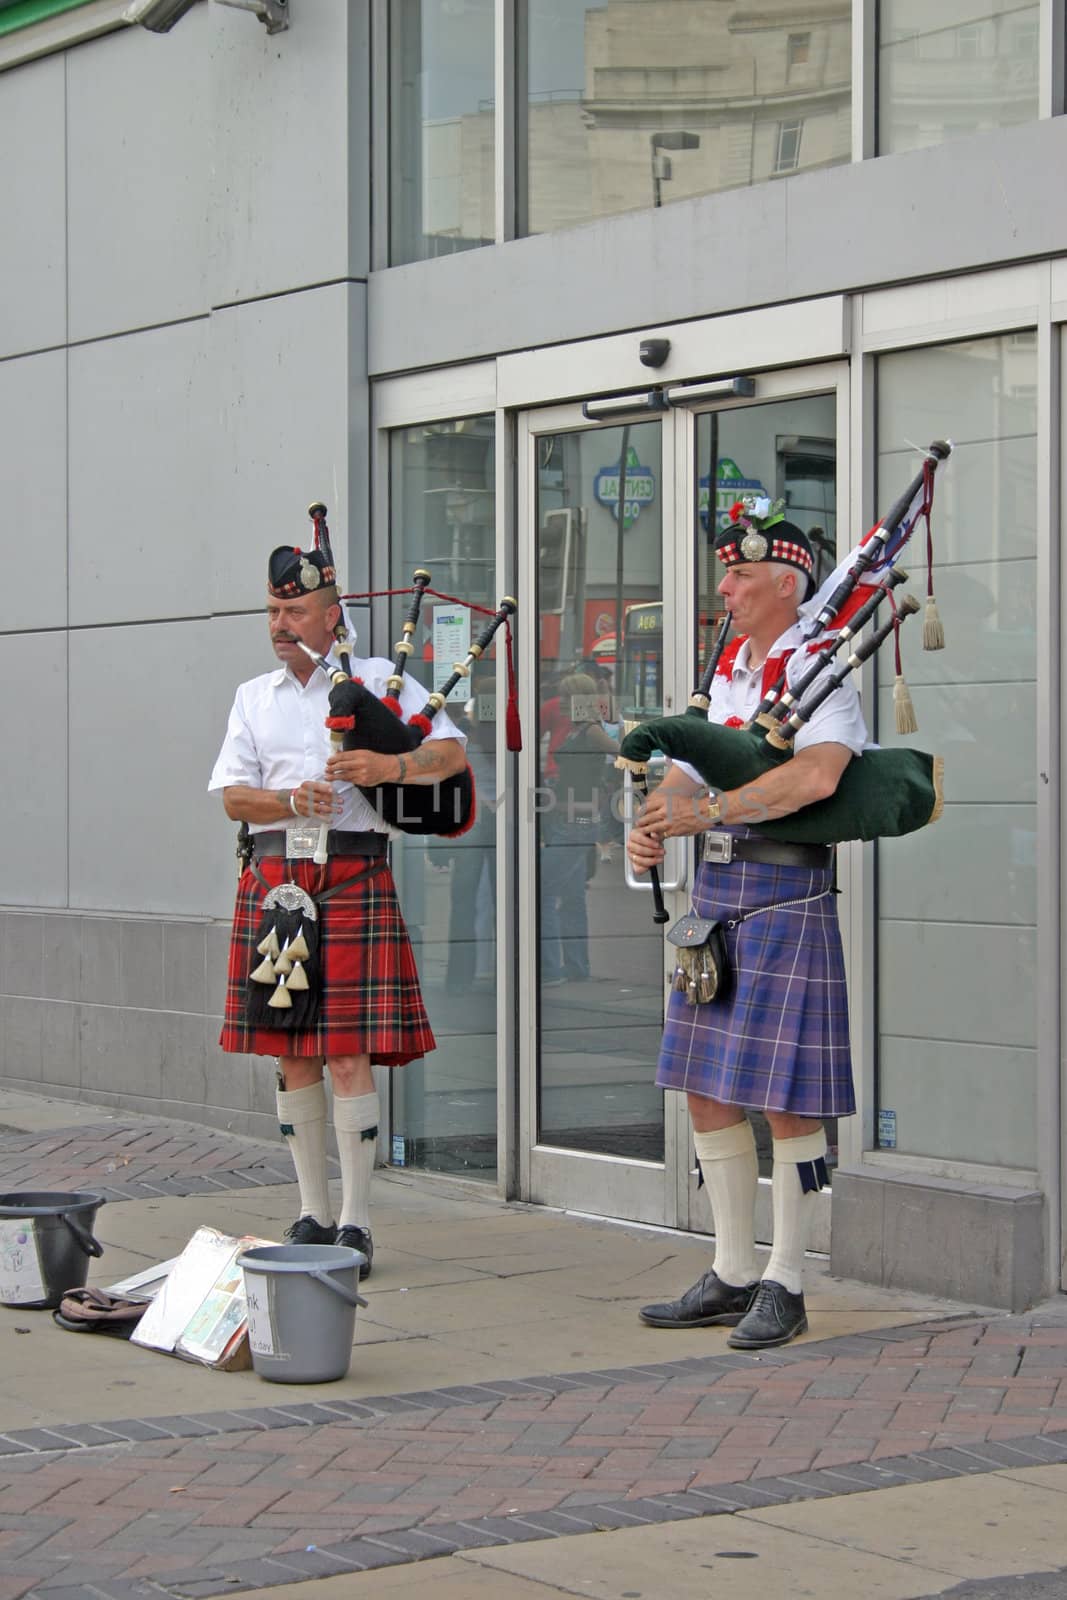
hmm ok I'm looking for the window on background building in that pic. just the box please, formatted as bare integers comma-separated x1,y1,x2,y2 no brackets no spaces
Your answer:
875,335,1037,1171
389,0,495,265
774,120,803,172
878,1,1039,156
387,415,499,1178
519,0,850,237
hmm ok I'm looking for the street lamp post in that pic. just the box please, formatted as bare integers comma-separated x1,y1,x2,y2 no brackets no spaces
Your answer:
650,129,701,208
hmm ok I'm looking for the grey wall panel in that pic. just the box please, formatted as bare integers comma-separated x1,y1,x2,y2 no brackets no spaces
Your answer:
0,351,67,633
68,617,253,917
370,119,1067,377
66,18,210,342
0,635,68,907
209,284,366,612
210,0,364,303
0,53,65,359
68,319,211,626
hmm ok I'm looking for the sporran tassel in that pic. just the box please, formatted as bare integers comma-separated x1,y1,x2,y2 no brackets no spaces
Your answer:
696,968,716,1004
671,965,688,995
246,885,322,1032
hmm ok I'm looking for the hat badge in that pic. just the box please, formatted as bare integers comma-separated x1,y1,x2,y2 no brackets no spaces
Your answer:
740,530,769,562
299,557,321,591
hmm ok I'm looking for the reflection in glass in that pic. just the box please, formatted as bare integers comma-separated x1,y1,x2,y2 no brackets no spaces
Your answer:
388,415,498,1177
694,395,839,1179
875,336,1037,1167
879,1,1039,156
536,422,665,1160
389,0,495,265
521,0,850,236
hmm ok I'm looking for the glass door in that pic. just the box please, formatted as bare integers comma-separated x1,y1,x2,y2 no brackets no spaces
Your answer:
518,404,688,1222
517,368,850,1241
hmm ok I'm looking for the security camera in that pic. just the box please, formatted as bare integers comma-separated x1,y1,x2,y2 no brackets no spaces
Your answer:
639,338,671,369
215,0,289,32
123,0,202,30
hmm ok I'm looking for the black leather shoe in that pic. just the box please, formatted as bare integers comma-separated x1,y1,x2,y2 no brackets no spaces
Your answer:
639,1270,758,1329
727,1279,807,1349
336,1224,373,1279
284,1216,337,1245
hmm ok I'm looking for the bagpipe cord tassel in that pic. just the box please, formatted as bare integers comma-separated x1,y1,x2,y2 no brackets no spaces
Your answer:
921,460,946,650
504,623,523,752
890,593,919,736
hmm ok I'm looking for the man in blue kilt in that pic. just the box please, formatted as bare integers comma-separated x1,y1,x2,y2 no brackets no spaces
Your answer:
629,511,867,1349
210,543,466,1276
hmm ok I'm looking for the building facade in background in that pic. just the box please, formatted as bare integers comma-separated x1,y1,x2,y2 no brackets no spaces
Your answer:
0,0,1061,1310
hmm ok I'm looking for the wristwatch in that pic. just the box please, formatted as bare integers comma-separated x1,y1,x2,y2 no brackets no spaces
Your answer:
701,791,722,828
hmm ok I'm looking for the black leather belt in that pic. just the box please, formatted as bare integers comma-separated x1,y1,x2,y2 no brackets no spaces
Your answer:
703,832,832,870
254,830,388,859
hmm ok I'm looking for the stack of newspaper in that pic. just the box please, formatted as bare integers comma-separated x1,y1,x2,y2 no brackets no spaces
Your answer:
113,1225,277,1370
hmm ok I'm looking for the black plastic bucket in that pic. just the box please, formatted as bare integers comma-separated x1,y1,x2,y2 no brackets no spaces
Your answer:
0,1192,106,1310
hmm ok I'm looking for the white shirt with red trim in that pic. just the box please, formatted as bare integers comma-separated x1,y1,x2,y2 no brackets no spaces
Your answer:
670,620,868,789
209,649,466,835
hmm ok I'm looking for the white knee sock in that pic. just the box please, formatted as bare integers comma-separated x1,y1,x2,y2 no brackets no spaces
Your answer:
693,1120,760,1288
764,1128,828,1295
277,1081,333,1227
334,1091,379,1230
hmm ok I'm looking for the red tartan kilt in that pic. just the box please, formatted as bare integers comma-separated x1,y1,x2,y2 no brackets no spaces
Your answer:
220,856,436,1065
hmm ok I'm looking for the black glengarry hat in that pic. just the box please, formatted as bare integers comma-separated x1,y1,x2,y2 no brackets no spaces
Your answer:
267,503,338,598
267,546,336,598
714,495,815,597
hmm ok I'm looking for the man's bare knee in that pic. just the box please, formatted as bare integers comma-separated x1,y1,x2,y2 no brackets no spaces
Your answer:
687,1094,747,1134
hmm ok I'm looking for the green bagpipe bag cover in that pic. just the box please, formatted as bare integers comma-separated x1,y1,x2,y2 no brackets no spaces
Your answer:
618,707,944,845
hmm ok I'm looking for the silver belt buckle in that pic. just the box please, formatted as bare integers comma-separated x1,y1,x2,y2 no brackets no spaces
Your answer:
703,831,734,865
285,823,322,860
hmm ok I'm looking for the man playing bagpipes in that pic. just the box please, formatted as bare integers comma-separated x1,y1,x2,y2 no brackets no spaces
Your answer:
629,508,869,1351
209,528,467,1277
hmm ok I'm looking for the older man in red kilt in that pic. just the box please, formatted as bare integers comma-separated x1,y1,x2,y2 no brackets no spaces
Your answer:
629,509,867,1350
210,544,466,1276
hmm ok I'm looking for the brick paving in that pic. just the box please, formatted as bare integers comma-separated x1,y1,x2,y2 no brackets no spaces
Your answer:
0,1315,1062,1597
2,1115,1067,1596
0,1120,316,1202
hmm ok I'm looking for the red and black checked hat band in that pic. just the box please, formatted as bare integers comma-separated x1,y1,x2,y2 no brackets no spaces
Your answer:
267,546,337,599
714,519,815,585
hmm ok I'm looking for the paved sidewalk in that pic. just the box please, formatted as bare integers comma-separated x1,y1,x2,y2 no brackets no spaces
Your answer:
0,1088,1064,1600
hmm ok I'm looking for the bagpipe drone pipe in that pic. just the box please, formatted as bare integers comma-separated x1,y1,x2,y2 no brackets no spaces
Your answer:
617,441,952,849
298,554,520,838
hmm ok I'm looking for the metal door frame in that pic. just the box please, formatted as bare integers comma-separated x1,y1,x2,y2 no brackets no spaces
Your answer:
515,362,852,1243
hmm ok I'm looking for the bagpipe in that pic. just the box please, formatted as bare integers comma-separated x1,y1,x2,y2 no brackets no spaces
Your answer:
618,441,952,920
298,503,520,842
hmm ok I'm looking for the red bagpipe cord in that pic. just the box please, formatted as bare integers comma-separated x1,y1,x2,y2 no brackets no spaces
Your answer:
342,585,522,752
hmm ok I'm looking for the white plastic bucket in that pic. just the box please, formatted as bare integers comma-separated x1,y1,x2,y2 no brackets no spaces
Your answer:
237,1243,368,1383
0,1191,105,1310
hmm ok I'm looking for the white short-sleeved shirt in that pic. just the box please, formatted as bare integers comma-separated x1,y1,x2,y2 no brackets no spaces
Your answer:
208,651,467,835
671,621,868,789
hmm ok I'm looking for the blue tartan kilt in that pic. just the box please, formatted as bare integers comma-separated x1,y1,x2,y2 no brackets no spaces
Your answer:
656,841,855,1118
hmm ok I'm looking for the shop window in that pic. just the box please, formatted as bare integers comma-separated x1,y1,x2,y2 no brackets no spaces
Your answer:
878,1,1039,156
387,415,499,1178
875,335,1037,1169
388,0,495,265
519,0,850,237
